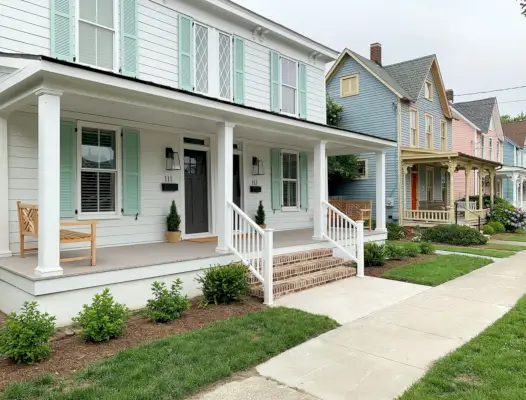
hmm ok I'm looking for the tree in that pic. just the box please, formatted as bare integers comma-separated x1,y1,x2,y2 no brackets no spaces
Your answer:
521,1,526,16
326,94,344,126
501,112,526,124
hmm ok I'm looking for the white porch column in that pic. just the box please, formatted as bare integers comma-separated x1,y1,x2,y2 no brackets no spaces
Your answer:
489,168,496,208
312,140,327,240
0,116,11,257
215,122,234,254
375,151,387,232
35,89,63,277
512,172,519,207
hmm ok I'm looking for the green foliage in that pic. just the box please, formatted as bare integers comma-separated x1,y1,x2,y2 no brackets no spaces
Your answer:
326,94,343,126
166,200,181,232
404,243,420,257
364,243,385,267
254,200,265,225
487,221,506,234
327,155,360,183
73,289,129,342
419,242,435,255
387,223,406,241
422,224,488,246
483,225,495,235
146,279,190,323
384,244,407,260
489,200,516,230
0,302,56,364
502,111,526,122
196,262,249,305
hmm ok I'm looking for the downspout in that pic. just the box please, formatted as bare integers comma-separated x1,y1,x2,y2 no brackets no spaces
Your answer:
397,98,403,225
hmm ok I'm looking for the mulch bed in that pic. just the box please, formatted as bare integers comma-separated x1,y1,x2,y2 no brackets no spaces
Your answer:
364,254,437,278
0,297,265,390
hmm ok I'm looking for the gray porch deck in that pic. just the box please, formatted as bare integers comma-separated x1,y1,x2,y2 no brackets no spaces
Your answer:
0,229,383,280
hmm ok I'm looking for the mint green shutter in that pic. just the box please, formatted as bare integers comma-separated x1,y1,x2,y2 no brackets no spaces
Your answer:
122,129,141,216
51,0,74,62
270,51,280,112
270,149,282,211
120,0,138,77
233,36,245,104
178,14,193,91
298,63,307,119
60,121,76,218
299,152,308,210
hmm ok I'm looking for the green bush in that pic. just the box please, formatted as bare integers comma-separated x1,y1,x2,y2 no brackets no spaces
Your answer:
387,223,405,241
364,243,385,267
146,279,190,323
486,221,506,234
73,289,129,342
488,200,515,230
0,302,56,364
384,244,406,260
421,224,488,246
419,242,436,255
404,243,420,257
483,225,495,235
196,262,249,305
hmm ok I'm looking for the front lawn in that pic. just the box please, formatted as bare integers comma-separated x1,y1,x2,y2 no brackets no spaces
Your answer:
433,244,516,258
0,308,338,400
381,255,493,286
400,295,526,400
492,232,526,243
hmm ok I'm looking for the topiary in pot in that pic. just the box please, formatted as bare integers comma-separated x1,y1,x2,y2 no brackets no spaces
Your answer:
166,200,182,243
254,201,266,229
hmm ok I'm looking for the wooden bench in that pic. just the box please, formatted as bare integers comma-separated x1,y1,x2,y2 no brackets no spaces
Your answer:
328,200,373,231
17,201,98,265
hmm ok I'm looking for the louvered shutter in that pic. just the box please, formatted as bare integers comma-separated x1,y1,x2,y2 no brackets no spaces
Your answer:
51,0,74,61
299,152,308,210
298,63,307,119
270,51,280,112
122,128,141,216
120,0,138,77
233,36,245,104
178,14,193,91
270,149,282,211
60,121,76,218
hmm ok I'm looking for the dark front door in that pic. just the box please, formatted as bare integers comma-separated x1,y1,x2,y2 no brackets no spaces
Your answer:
184,150,209,234
233,154,241,207
411,173,418,210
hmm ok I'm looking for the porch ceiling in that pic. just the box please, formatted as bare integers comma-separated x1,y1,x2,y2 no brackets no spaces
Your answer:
401,147,502,170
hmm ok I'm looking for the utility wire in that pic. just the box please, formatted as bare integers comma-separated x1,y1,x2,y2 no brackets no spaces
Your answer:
456,85,526,96
499,98,526,104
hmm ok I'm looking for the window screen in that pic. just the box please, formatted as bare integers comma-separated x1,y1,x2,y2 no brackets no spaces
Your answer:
281,58,297,114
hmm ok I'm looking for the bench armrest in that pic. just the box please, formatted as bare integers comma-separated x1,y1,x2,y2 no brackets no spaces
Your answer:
60,220,99,227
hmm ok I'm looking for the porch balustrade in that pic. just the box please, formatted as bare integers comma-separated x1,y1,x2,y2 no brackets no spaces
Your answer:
404,209,450,222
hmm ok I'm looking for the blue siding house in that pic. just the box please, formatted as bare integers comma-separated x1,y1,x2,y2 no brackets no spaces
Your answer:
499,121,526,207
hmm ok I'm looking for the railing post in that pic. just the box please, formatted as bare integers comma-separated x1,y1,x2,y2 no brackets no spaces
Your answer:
356,221,364,278
263,228,274,306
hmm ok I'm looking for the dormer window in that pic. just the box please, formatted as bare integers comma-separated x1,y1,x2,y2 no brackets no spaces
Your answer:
424,81,433,101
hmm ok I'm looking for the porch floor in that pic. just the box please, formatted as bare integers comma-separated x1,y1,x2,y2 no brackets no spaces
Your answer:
0,229,382,280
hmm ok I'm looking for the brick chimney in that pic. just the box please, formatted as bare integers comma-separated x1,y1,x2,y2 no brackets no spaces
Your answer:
446,89,454,103
370,43,382,66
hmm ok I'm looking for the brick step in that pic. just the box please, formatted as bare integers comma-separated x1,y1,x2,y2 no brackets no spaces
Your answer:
250,265,357,299
247,256,345,284
273,248,333,267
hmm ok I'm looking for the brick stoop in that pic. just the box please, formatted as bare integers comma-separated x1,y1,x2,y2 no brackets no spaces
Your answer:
249,248,357,299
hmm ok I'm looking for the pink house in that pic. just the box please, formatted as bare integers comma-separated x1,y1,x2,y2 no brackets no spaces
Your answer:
449,94,504,204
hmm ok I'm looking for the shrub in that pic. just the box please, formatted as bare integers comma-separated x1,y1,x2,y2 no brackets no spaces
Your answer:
146,279,190,323
421,224,488,246
404,243,420,257
387,223,405,241
0,302,56,364
73,289,129,342
488,201,515,229
254,201,265,226
384,244,406,260
483,225,495,235
486,221,505,234
364,243,385,267
503,208,526,231
167,200,181,232
419,242,435,255
196,262,249,305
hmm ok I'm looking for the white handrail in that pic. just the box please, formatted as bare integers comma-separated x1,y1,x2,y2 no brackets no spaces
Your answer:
322,200,364,277
227,201,273,305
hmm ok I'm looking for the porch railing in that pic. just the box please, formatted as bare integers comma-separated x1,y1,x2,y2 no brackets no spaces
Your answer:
404,210,450,222
227,200,273,305
322,200,364,277
457,201,478,211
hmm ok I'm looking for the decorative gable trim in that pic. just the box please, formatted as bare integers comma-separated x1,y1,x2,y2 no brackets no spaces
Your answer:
418,57,452,119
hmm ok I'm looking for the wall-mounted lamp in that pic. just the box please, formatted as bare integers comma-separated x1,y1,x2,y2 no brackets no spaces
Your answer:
252,157,265,175
165,148,181,171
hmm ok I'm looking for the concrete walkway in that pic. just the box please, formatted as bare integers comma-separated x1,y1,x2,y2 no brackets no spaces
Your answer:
196,253,526,400
490,239,526,246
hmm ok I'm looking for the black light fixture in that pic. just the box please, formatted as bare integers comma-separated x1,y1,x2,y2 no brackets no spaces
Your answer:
252,156,265,175
165,148,181,171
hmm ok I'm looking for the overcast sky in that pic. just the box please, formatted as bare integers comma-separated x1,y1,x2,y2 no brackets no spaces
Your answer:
234,0,526,117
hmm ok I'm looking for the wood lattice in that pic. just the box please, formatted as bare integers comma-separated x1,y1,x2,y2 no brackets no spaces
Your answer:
17,202,39,236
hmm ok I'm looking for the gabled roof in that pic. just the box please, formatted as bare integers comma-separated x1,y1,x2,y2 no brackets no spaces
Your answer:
383,55,436,100
503,120,526,149
451,98,497,134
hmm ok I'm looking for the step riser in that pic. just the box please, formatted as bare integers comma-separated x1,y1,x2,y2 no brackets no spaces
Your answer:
273,249,333,266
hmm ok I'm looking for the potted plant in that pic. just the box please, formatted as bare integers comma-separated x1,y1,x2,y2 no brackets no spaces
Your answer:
254,200,266,229
166,200,181,243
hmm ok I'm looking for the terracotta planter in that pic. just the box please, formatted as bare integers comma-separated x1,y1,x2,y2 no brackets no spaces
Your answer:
258,224,267,230
166,231,181,243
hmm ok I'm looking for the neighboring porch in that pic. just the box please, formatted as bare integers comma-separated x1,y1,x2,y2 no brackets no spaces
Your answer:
497,166,526,209
400,148,500,227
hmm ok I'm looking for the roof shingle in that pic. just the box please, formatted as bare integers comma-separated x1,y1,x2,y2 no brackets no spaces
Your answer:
503,120,526,149
452,98,497,133
383,55,436,100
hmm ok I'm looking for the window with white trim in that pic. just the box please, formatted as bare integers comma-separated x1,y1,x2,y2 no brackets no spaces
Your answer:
340,75,359,97
410,109,418,147
79,124,120,215
78,0,115,70
426,167,434,201
497,141,500,161
425,114,433,149
281,151,299,208
281,57,298,115
194,23,209,94
353,159,368,179
218,32,232,99
424,81,433,100
489,138,493,160
481,135,485,159
440,120,447,151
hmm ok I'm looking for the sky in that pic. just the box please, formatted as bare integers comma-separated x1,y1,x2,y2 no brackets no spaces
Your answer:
234,0,526,117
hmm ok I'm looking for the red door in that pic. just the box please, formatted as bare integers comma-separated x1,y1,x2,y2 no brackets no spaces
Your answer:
411,174,418,210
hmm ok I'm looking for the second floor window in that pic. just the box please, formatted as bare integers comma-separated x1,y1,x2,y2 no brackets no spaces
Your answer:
425,115,433,149
218,33,232,99
481,136,485,159
194,23,209,94
497,142,500,161
281,57,298,115
79,0,115,70
489,138,493,160
440,120,447,151
410,109,418,147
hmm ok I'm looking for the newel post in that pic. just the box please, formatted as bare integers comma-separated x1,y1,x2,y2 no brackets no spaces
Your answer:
356,220,364,278
263,228,274,306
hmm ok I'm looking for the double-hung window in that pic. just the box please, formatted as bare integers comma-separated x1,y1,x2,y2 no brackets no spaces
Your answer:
489,138,493,160
440,120,447,151
78,0,115,70
441,168,447,201
79,123,120,216
481,136,485,159
424,81,433,100
218,32,232,99
281,57,298,115
410,109,418,147
194,23,209,94
281,151,299,209
425,114,433,149
426,167,434,201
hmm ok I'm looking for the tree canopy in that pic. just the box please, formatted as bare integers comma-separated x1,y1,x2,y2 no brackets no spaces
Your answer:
501,112,526,123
